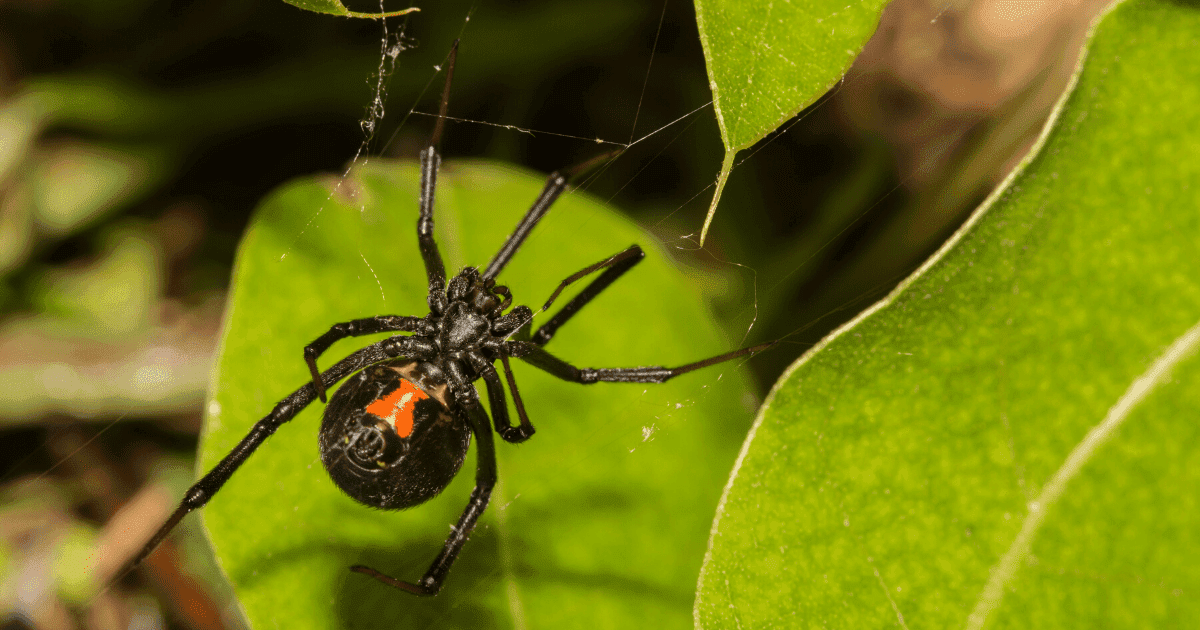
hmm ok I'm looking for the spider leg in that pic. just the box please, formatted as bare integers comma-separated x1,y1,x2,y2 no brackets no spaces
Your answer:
304,315,422,402
532,244,645,346
480,139,623,283
130,335,435,571
506,340,774,384
417,41,459,313
481,170,569,282
499,354,535,440
417,146,447,309
467,352,535,443
351,366,497,596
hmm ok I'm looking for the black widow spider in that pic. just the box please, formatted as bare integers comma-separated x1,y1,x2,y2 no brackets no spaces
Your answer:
130,42,769,596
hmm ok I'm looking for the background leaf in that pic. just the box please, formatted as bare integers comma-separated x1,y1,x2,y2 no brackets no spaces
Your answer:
695,0,888,151
280,0,417,19
696,0,1200,626
692,0,890,242
202,160,757,629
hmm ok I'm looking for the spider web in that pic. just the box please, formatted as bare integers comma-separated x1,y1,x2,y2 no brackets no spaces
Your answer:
299,2,898,348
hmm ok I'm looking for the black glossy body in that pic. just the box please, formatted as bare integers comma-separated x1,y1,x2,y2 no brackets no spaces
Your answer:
319,360,469,510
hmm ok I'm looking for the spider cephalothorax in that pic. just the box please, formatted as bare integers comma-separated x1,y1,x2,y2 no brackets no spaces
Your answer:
431,266,532,361
131,42,770,597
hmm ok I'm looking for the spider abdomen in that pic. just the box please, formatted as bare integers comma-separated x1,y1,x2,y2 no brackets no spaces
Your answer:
318,360,470,510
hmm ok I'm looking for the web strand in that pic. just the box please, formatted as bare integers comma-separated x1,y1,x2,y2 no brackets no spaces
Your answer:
629,0,671,144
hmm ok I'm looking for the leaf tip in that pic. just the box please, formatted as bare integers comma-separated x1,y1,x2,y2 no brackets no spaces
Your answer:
699,151,737,246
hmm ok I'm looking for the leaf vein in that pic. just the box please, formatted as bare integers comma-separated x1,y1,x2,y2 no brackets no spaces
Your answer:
965,317,1200,629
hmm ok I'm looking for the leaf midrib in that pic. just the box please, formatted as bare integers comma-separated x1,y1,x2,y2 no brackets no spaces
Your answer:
965,318,1200,628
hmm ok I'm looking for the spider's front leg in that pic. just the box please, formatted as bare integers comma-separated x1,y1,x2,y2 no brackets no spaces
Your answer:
506,340,774,384
532,244,644,346
481,170,568,282
415,41,457,315
416,145,448,314
350,364,497,596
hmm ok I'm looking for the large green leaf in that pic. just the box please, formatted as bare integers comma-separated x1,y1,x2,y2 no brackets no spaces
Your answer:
692,0,890,243
200,160,756,629
697,0,1200,627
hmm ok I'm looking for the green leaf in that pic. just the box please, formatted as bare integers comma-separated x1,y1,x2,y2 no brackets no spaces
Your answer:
280,0,417,19
695,0,888,151
692,0,890,243
697,0,1200,627
202,160,756,629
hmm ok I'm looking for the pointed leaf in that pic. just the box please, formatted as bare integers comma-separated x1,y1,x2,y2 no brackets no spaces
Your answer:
280,0,417,19
693,0,891,243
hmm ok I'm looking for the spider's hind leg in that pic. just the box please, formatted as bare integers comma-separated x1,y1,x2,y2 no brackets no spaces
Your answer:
131,337,428,573
350,373,498,596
